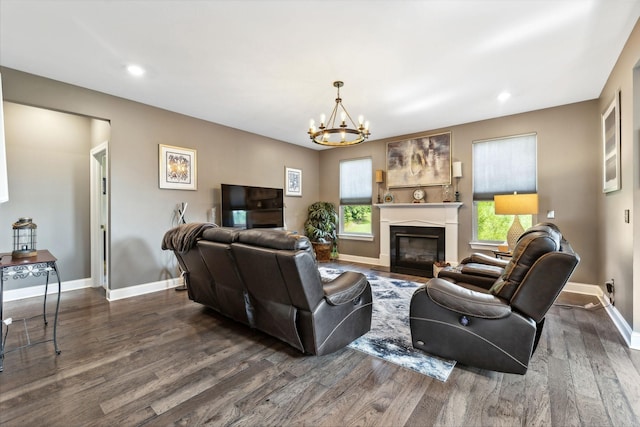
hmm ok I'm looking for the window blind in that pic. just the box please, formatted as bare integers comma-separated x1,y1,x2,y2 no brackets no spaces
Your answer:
472,133,537,201
340,157,372,205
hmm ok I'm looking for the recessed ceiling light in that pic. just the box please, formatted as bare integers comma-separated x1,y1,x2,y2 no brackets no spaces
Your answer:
126,64,146,77
497,91,511,102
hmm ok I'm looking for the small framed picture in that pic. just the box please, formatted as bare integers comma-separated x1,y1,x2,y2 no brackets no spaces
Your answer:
285,167,302,197
159,144,197,190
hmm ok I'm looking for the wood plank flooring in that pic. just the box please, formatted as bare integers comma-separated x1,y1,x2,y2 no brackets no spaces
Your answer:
1,261,639,426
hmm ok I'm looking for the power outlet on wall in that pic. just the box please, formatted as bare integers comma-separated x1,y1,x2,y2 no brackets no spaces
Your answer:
606,279,615,306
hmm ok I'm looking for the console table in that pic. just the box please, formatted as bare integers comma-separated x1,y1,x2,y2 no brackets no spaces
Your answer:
0,250,61,372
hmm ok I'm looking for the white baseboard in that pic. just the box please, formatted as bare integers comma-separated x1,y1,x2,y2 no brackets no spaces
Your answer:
2,278,94,302
562,281,639,350
336,254,382,266
106,277,182,301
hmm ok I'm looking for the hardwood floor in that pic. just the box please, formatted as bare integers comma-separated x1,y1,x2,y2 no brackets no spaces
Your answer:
1,261,639,426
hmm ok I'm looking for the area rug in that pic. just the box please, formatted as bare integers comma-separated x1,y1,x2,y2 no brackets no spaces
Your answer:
319,267,455,382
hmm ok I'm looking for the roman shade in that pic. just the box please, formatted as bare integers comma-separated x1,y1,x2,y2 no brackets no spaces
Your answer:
472,133,537,201
340,157,372,205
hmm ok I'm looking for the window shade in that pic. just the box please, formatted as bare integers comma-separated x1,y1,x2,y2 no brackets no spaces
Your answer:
340,157,372,205
473,133,537,201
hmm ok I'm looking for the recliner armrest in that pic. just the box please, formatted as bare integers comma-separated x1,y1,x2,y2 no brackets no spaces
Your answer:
322,271,368,305
426,278,511,319
460,253,509,268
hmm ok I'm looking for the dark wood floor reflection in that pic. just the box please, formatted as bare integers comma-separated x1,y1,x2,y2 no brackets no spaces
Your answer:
1,261,638,426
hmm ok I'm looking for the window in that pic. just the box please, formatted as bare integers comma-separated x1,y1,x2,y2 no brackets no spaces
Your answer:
472,133,537,243
340,157,373,237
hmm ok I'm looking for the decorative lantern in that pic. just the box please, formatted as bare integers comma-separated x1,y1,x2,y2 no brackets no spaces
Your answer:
12,217,37,258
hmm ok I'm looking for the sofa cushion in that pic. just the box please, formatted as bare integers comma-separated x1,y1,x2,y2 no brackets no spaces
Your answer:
237,229,311,251
490,229,560,300
201,227,240,243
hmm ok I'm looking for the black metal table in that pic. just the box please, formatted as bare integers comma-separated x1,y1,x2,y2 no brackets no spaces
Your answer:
0,250,61,372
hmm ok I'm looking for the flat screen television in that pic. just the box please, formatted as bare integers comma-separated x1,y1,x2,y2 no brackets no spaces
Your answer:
221,183,284,229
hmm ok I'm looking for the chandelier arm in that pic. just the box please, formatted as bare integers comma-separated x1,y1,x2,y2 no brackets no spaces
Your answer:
339,104,360,129
326,99,340,129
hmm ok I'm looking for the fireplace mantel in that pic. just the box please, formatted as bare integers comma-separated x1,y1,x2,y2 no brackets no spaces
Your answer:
376,203,462,266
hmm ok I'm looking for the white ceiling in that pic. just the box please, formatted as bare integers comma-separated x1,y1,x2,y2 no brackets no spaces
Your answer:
1,1,639,150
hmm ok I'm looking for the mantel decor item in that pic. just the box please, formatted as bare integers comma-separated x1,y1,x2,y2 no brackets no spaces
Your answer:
452,161,462,201
285,167,302,197
375,169,384,203
12,217,37,258
159,144,197,190
307,81,370,147
602,91,621,193
494,192,539,251
387,132,451,188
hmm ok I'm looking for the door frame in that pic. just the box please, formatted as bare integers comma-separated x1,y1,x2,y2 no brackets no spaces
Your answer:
90,142,109,290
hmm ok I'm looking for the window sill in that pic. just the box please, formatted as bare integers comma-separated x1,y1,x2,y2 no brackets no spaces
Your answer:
338,233,374,242
469,241,505,251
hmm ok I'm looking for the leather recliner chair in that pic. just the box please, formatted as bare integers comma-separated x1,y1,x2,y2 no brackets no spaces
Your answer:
437,222,562,289
409,224,580,374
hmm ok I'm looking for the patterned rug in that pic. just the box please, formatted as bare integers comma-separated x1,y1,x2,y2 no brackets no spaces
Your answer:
319,267,455,382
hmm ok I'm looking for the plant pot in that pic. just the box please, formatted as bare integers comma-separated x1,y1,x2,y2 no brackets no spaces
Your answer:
312,242,332,262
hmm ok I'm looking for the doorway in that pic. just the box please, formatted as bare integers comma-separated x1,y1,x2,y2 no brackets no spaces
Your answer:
91,142,109,290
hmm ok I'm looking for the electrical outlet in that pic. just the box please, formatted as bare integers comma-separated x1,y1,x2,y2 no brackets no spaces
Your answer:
547,210,555,219
606,279,615,306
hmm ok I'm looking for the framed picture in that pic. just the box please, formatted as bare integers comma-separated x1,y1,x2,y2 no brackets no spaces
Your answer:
159,144,197,190
285,167,302,196
386,131,451,188
602,91,621,193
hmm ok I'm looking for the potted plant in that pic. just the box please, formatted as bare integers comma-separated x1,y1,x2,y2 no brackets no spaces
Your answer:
304,201,338,262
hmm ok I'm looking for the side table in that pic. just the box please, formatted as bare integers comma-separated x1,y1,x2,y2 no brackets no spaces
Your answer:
492,250,513,260
0,250,62,372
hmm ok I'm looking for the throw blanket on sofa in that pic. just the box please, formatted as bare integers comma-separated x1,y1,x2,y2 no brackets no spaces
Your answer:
161,222,217,253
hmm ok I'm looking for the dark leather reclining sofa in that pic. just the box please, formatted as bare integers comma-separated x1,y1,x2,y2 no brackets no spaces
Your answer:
163,226,373,355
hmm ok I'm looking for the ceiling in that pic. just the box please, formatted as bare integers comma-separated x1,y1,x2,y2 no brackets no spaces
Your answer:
1,1,639,150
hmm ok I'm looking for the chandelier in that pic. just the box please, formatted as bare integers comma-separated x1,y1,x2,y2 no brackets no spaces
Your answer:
307,81,370,146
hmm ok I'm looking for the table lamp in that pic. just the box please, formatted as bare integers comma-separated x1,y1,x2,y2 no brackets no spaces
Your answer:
375,169,384,203
494,192,538,251
452,162,462,201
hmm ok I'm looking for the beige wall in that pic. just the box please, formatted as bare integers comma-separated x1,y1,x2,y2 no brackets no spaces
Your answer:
0,102,92,287
320,101,599,285
0,67,320,290
598,19,640,330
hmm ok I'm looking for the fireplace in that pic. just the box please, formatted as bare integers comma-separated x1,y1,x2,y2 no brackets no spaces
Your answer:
390,226,445,278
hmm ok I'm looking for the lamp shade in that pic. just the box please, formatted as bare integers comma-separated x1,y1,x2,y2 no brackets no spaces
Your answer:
494,193,538,215
375,169,384,183
452,161,462,178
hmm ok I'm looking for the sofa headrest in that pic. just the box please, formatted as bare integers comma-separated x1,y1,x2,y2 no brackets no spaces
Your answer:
237,229,311,251
490,228,561,300
517,223,561,243
201,227,240,243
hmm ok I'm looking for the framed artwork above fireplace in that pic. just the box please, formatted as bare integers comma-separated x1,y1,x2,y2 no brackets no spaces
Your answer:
386,131,451,188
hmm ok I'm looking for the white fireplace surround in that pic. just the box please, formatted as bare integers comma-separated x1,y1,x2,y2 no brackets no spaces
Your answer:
377,203,462,267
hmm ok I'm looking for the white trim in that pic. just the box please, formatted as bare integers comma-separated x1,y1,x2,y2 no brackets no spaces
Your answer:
3,278,94,302
106,277,182,301
469,241,504,251
337,233,374,242
337,253,381,266
563,282,605,296
562,282,639,350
